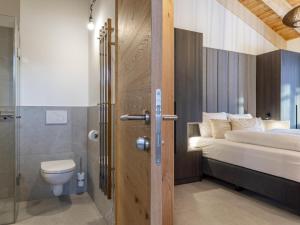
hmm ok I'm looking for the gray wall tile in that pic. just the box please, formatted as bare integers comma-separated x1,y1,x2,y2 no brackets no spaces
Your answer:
19,106,88,201
87,106,114,224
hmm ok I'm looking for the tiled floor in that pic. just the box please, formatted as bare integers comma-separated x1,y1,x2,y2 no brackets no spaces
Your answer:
0,198,14,224
16,193,107,225
175,179,300,225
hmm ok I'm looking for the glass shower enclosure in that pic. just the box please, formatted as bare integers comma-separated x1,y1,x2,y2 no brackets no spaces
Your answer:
0,14,20,225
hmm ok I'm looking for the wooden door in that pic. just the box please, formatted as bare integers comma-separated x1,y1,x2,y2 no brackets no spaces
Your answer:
115,0,174,225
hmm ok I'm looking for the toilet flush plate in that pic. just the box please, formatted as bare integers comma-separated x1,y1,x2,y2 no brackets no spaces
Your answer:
46,110,68,125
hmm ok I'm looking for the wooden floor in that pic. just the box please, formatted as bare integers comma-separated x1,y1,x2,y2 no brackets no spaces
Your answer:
175,179,300,225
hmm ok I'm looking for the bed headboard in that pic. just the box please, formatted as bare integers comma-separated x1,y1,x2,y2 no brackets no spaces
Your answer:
175,28,257,184
203,47,256,118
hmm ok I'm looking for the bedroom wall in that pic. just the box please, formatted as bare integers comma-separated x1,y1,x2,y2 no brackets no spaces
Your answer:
174,0,278,55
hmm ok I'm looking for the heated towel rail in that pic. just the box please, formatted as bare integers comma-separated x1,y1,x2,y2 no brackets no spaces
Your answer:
98,18,114,199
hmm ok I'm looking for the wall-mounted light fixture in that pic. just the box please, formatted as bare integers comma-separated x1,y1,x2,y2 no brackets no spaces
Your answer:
87,0,97,31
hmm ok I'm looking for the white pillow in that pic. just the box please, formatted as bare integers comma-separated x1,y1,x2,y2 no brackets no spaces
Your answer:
201,112,227,137
228,113,253,120
199,122,212,137
209,119,232,139
231,118,264,131
203,112,227,122
262,120,290,130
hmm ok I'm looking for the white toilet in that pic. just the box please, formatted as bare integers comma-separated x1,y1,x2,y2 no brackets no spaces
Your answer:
41,159,76,197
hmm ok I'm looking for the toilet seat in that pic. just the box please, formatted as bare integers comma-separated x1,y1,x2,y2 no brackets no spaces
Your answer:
41,160,76,174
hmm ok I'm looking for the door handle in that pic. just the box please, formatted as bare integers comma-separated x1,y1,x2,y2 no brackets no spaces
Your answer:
120,111,150,124
162,115,178,121
0,111,16,120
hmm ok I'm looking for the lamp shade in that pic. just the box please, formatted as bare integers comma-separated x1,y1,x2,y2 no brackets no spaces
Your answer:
283,6,300,28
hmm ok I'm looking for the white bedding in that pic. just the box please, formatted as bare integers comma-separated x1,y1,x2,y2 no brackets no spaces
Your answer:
188,136,214,151
268,129,300,136
225,130,300,152
202,139,300,182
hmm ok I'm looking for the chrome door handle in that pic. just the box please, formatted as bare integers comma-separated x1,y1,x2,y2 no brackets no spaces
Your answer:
0,115,14,120
162,115,178,121
0,111,15,120
120,111,150,124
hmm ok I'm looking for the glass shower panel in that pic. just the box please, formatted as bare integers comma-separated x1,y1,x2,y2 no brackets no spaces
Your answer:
0,14,17,225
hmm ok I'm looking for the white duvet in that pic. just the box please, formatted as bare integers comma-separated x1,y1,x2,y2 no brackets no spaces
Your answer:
268,129,300,135
225,130,300,152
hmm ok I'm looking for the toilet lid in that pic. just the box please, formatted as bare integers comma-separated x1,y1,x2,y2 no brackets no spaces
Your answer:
41,160,76,174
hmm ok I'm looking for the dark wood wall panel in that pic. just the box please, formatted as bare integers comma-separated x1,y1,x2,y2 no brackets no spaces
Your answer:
218,50,229,112
175,28,203,184
256,54,266,118
206,49,218,112
281,50,300,127
238,54,247,114
257,50,300,128
204,48,256,116
228,52,239,114
256,51,281,120
203,48,207,112
247,55,257,116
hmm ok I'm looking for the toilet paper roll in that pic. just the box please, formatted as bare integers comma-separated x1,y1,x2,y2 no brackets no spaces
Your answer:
88,130,98,142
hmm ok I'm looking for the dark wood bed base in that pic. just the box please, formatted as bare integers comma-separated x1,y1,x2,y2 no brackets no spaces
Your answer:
203,157,300,214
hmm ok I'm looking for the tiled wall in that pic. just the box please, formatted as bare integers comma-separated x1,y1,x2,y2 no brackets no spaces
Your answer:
0,26,14,200
19,106,87,201
0,114,14,199
87,106,114,224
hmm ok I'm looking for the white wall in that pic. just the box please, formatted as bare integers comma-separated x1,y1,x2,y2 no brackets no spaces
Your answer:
175,0,277,55
20,0,89,106
0,0,19,18
287,38,300,53
88,0,115,106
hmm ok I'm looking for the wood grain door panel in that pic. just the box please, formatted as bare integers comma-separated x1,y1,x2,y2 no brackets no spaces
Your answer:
116,0,151,224
116,0,174,225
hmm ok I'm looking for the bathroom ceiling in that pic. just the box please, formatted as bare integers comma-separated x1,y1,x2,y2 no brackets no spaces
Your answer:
239,0,300,40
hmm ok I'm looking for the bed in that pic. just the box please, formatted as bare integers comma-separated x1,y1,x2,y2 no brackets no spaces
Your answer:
192,130,300,214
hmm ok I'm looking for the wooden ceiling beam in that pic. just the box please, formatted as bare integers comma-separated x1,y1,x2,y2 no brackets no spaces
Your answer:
261,0,292,17
239,0,300,40
261,0,300,35
287,0,300,7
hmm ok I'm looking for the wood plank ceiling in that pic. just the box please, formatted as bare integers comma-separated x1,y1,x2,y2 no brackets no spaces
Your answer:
239,0,300,40
287,0,300,7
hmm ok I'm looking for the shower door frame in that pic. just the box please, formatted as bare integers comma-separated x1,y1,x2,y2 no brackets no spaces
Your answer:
12,16,21,224
0,14,20,225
